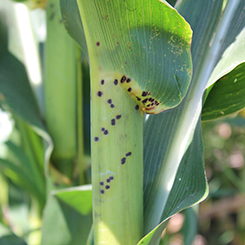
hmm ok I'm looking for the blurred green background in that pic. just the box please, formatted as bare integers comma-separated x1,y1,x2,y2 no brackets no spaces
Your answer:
160,111,245,245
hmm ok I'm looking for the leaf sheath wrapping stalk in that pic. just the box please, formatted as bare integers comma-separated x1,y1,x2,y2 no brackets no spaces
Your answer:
64,0,193,243
91,71,143,244
45,0,77,160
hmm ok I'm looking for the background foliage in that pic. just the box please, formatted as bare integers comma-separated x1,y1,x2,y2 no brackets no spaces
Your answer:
0,0,245,244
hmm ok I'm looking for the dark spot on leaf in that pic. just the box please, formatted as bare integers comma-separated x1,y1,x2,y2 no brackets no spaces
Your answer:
110,104,115,108
100,190,105,194
109,176,114,180
121,76,126,83
127,87,132,92
121,157,126,164
142,98,148,104
126,152,132,157
100,182,104,186
126,78,131,83
107,99,112,104
116,115,121,119
105,185,110,189
97,91,103,97
106,179,110,183
136,96,141,101
149,98,154,102
104,130,109,135
101,127,105,131
114,79,118,85
142,91,147,97
96,42,100,46
111,119,116,125
101,79,105,85
94,137,99,141
135,105,139,110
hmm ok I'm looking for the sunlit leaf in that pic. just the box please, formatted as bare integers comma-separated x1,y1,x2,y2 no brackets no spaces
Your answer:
202,62,245,120
61,0,193,113
142,1,223,239
41,183,92,245
52,185,92,216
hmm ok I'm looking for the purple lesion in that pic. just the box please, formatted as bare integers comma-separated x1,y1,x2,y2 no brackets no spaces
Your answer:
100,176,115,194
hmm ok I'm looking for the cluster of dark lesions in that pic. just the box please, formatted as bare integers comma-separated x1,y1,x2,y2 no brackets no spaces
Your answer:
141,92,160,107
94,128,109,142
135,90,161,112
110,114,122,126
101,127,109,135
100,176,114,194
121,152,132,165
107,99,115,108
95,79,116,141
119,75,162,113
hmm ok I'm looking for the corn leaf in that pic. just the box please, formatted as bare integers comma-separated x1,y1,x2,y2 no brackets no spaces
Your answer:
52,185,92,216
41,185,92,245
202,62,245,121
0,9,53,175
140,0,245,243
202,15,245,120
61,0,193,113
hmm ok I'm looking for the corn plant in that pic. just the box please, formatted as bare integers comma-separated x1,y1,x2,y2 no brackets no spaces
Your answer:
0,0,245,244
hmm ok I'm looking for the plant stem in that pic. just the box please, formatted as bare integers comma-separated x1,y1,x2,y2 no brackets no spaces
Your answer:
91,69,143,244
44,0,77,175
75,1,144,242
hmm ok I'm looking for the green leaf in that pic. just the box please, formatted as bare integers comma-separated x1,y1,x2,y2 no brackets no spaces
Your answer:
61,0,193,114
41,191,92,245
141,1,245,243
0,222,27,245
0,51,53,174
202,24,245,120
206,2,245,89
0,158,41,199
140,119,208,244
142,0,223,237
0,11,52,176
60,0,88,58
4,141,34,176
202,62,245,121
52,185,92,216
182,207,198,245
0,52,43,129
3,139,45,206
